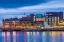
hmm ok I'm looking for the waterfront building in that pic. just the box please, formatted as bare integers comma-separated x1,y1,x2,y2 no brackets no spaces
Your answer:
19,17,34,28
3,18,19,28
45,11,63,27
46,11,63,22
35,14,44,28
34,21,44,28
35,14,44,21
19,14,35,28
2,14,45,28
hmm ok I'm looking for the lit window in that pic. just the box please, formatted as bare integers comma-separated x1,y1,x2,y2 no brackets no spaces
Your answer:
5,23,9,24
49,14,52,15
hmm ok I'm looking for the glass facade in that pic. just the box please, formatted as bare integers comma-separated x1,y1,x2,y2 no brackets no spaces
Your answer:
45,16,59,27
36,18,44,21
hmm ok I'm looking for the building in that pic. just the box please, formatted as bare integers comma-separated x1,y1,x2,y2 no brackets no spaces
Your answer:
35,14,44,28
45,11,63,27
2,14,44,28
19,14,35,28
3,18,19,28
46,11,63,22
35,14,44,21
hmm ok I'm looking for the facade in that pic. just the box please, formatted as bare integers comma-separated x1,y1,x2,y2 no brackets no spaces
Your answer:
45,14,59,27
34,21,44,28
2,12,64,28
19,14,41,28
19,17,34,28
45,11,63,27
3,18,19,28
46,11,63,23
2,14,44,28
35,14,44,21
35,14,44,28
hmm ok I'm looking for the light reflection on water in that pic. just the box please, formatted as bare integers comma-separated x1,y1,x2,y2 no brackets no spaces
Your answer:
1,31,64,42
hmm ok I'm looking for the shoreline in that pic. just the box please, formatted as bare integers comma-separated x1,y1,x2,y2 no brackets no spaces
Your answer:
0,28,64,31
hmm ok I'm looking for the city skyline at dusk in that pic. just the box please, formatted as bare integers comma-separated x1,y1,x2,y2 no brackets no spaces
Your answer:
0,0,64,42
0,0,64,25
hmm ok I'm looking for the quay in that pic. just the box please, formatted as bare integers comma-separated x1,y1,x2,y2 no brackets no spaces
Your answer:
0,28,64,31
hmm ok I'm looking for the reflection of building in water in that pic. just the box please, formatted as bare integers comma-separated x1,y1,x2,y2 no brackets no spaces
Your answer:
2,32,11,42
2,32,17,42
26,32,30,42
24,32,27,42
36,32,39,35
2,32,6,42
2,32,6,36
52,31,61,36
26,32,41,42
26,32,37,42
61,32,64,42
45,32,52,42
13,31,17,42
7,32,10,36
42,32,46,42
32,32,36,42
33,32,36,35
7,32,10,42
52,31,61,42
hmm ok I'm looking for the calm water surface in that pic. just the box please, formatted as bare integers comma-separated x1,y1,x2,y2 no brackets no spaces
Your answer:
0,31,64,42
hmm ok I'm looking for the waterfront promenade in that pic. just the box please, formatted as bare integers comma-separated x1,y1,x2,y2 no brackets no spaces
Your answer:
0,28,64,31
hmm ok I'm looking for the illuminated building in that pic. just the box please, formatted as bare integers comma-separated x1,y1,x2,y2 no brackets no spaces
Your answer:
46,11,63,22
19,18,34,28
45,11,63,27
35,14,44,21
35,14,44,28
3,17,19,28
19,14,35,28
2,14,44,28
45,15,59,27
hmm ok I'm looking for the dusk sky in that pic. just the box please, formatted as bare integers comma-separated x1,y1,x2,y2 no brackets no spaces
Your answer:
0,0,64,25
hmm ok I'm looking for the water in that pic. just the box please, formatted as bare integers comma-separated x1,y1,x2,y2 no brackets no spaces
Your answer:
0,31,64,42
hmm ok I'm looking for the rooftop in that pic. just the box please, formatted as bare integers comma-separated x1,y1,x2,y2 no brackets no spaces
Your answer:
3,18,19,21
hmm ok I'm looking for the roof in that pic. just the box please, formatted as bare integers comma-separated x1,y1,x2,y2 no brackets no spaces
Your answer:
20,17,33,21
35,14,43,18
3,18,19,21
46,12,63,15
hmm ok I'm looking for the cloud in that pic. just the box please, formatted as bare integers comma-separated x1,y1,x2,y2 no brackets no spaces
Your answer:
0,0,64,26
0,0,48,8
0,0,64,14
19,1,64,9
